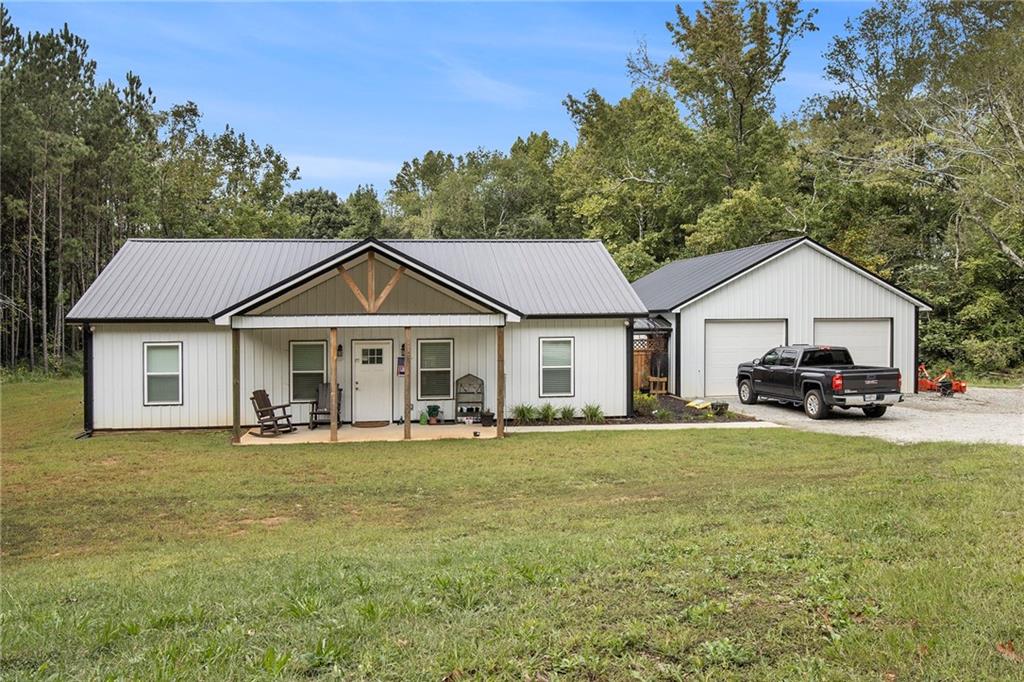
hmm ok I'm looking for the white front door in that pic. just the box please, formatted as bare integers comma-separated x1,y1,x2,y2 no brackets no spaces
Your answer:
352,340,393,423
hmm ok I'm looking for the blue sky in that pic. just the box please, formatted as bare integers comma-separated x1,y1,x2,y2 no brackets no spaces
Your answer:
8,2,869,197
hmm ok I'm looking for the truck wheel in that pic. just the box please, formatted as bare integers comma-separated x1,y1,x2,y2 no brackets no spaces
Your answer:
863,405,887,418
803,389,830,420
738,379,757,404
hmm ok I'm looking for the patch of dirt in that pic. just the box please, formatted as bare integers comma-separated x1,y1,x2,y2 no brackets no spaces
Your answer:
609,494,665,503
94,458,119,466
239,516,291,527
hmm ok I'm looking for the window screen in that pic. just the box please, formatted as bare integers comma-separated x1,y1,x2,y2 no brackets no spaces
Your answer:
418,339,453,399
540,338,573,396
144,342,182,405
291,341,326,402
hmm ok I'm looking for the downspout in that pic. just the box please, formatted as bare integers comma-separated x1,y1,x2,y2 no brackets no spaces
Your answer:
76,322,94,438
626,318,634,417
674,312,681,397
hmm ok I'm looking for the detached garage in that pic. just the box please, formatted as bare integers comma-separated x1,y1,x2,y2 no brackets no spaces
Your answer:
632,237,932,397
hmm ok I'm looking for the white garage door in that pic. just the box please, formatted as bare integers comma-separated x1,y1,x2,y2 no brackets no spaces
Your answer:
813,318,891,367
704,320,787,395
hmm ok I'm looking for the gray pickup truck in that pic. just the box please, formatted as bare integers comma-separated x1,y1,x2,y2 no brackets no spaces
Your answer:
736,345,903,419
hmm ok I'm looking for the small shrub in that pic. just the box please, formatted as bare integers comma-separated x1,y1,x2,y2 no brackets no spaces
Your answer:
581,403,604,424
538,403,557,424
558,405,576,422
511,404,538,425
633,392,658,417
653,408,674,422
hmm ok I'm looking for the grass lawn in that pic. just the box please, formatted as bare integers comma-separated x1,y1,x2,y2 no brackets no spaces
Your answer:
2,380,1023,680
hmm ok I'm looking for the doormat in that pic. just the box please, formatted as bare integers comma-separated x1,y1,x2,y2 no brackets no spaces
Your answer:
352,421,389,428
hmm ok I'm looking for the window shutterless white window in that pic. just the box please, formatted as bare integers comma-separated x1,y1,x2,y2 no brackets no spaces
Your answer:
290,341,326,402
143,342,182,406
540,337,574,397
417,339,453,400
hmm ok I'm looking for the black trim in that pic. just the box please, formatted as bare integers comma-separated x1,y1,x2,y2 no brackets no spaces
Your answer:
66,317,208,324
214,239,523,320
351,338,396,422
142,341,184,407
538,336,575,399
674,313,681,397
626,319,634,417
523,313,645,320
663,237,933,312
289,339,328,404
914,308,920,394
416,337,455,401
83,323,94,434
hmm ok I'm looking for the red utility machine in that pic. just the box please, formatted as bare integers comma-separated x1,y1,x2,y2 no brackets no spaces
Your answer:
917,363,967,395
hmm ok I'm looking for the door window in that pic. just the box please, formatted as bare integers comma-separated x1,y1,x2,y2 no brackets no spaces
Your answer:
778,350,798,367
761,348,781,365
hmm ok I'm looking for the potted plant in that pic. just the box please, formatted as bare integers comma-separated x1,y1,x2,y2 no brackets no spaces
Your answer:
419,411,428,425
480,409,495,427
426,404,441,425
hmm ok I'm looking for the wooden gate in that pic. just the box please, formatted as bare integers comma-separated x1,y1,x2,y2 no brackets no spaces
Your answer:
633,336,668,393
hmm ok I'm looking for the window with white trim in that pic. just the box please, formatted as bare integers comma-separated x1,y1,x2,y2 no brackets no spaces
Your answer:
144,342,182,406
417,339,453,400
540,337,574,397
290,341,326,402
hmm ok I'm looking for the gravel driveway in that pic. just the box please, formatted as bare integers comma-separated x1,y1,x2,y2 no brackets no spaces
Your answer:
717,387,1023,445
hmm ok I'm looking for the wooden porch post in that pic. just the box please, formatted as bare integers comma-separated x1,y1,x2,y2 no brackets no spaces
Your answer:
404,326,412,440
329,327,338,442
496,325,505,437
232,328,241,443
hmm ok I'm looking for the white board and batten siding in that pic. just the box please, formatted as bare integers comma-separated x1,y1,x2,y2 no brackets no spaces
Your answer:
677,245,918,397
506,319,627,417
91,318,629,429
92,323,233,429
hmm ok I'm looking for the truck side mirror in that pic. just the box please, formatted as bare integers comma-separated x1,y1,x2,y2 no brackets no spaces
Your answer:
752,358,761,366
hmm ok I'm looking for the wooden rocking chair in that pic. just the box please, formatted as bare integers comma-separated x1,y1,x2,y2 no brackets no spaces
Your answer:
308,383,342,430
250,390,296,436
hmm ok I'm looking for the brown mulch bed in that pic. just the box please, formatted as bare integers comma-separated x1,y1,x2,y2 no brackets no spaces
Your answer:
512,395,756,427
606,394,756,424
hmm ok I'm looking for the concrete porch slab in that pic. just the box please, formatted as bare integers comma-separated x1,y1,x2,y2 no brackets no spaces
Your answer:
237,423,497,445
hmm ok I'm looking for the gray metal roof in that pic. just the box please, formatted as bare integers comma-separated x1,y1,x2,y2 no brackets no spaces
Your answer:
67,239,648,321
631,238,803,312
634,316,672,332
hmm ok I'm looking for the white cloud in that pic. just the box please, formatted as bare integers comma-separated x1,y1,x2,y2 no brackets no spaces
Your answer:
288,154,400,182
433,54,534,108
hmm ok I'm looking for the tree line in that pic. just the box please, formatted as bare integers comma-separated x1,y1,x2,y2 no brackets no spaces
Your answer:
2,1,1022,375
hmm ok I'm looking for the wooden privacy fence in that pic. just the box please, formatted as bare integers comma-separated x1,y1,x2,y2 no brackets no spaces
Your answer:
633,336,669,393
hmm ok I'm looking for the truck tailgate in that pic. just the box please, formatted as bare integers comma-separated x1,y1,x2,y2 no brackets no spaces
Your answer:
841,369,900,394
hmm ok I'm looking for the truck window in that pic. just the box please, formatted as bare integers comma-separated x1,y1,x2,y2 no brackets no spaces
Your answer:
762,348,781,365
779,350,798,367
802,348,854,366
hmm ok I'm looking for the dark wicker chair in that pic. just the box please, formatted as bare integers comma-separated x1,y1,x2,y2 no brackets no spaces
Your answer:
250,390,295,436
308,383,343,429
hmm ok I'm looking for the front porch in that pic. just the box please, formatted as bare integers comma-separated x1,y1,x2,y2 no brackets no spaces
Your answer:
237,422,498,445
225,243,511,444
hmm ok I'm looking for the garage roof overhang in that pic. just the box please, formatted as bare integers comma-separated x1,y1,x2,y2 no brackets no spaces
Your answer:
670,238,933,313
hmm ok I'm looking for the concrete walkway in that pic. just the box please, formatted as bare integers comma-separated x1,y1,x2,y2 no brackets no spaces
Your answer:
507,421,780,434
